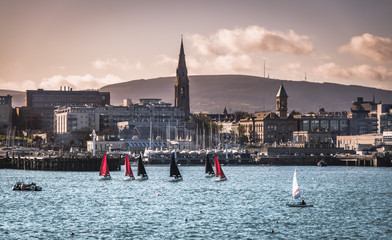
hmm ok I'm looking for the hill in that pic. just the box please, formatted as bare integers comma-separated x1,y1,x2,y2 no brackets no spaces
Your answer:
101,75,392,114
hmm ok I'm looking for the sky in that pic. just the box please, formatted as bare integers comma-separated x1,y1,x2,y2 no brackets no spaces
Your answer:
1,0,392,91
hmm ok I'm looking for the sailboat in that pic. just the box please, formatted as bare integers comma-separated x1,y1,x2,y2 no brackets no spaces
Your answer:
137,155,148,180
214,156,227,182
205,155,215,178
124,155,135,181
286,168,313,207
99,155,111,180
169,154,183,182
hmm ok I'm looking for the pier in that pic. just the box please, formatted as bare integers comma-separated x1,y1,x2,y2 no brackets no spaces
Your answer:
0,154,121,171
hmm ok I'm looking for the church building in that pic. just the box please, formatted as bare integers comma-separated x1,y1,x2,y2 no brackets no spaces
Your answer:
174,37,190,120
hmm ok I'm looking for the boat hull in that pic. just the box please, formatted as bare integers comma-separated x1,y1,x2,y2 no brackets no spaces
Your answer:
137,176,149,181
286,203,314,207
100,176,112,180
13,182,42,191
169,177,183,182
123,177,135,181
214,177,227,182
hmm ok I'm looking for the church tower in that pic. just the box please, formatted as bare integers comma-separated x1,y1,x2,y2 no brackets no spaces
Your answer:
276,83,288,119
175,36,190,120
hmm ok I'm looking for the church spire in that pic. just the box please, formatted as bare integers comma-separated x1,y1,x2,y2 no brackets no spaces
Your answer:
175,36,190,120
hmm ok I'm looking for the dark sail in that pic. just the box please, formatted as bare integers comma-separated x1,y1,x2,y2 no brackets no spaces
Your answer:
205,155,215,175
170,154,181,178
137,155,147,177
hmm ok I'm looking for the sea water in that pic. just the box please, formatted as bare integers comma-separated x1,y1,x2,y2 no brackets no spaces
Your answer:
1,166,391,239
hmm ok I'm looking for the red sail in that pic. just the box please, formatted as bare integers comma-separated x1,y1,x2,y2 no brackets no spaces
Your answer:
99,155,110,176
215,156,226,178
125,155,134,177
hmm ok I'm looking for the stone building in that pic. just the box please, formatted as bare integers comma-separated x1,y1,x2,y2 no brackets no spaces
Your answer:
0,95,12,134
239,84,297,145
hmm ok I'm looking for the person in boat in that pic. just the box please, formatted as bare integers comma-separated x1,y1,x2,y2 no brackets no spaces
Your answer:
300,199,306,205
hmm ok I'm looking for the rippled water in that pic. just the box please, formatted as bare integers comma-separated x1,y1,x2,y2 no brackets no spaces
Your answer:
1,166,392,239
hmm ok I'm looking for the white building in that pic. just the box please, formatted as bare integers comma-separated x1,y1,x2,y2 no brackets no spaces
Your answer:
54,105,130,134
55,106,97,134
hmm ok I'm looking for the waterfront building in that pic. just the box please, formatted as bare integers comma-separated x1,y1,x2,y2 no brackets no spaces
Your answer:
19,87,110,132
239,111,297,144
174,37,190,120
238,84,297,145
54,105,131,134
377,103,392,134
117,98,188,142
292,131,333,148
55,106,96,134
297,111,350,144
348,97,378,135
0,95,12,134
336,134,382,151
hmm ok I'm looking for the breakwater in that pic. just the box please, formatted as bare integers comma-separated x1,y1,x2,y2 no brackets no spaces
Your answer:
1,152,391,170
256,154,392,167
0,155,121,171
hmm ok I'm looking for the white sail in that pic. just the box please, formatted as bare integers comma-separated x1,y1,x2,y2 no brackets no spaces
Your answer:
292,168,301,199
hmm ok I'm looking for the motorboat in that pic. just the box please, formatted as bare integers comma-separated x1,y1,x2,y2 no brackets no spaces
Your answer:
13,182,42,191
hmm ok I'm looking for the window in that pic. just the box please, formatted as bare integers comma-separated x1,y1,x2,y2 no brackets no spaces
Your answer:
320,120,328,129
311,120,319,130
303,120,309,131
330,120,338,132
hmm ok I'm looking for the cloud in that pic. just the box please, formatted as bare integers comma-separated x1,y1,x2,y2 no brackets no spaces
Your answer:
316,62,392,82
92,58,143,71
281,62,305,79
156,55,177,67
38,74,125,90
189,25,314,56
1,79,38,91
339,33,392,62
156,54,253,74
213,55,254,72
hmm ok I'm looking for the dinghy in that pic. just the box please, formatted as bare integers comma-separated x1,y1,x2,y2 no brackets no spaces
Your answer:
286,168,313,207
124,155,135,181
169,154,183,182
137,155,148,180
214,156,227,182
99,155,111,180
205,155,215,178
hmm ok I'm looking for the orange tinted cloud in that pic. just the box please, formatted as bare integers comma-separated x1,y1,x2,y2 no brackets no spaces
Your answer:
339,33,392,62
317,62,392,82
189,25,314,56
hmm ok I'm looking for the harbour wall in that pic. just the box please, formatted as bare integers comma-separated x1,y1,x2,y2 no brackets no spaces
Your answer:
0,155,121,171
1,153,390,170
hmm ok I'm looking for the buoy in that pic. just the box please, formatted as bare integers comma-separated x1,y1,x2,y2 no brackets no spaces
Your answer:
157,193,161,196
